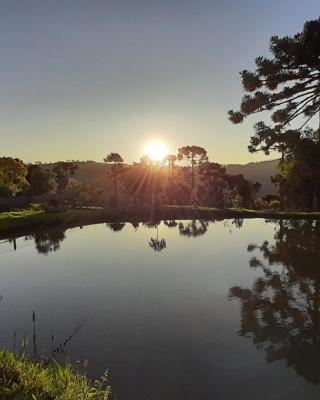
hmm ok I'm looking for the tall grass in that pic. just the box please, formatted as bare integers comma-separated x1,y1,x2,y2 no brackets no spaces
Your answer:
0,349,111,399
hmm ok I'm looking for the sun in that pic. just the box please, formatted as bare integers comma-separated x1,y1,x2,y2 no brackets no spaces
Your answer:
145,141,167,161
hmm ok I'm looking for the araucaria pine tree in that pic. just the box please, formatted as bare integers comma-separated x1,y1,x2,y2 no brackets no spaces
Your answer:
228,18,320,210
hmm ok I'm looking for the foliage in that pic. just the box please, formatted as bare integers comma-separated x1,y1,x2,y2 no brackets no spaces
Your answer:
164,154,177,180
0,157,29,196
177,146,207,197
0,150,260,210
255,198,280,210
198,162,227,207
229,18,320,210
177,146,207,162
103,153,124,164
52,162,78,193
228,18,320,154
0,349,111,399
103,153,124,205
199,161,259,208
26,164,56,195
164,154,177,165
271,136,320,209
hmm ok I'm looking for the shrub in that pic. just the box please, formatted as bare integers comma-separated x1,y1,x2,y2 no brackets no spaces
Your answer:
269,200,280,210
255,198,268,210
29,203,43,212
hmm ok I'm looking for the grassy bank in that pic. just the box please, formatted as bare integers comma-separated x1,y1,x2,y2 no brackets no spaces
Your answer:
165,205,320,219
0,208,107,236
1,205,320,239
0,349,111,400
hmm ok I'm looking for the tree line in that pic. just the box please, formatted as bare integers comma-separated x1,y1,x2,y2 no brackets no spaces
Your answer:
0,147,260,210
0,158,78,197
101,146,260,208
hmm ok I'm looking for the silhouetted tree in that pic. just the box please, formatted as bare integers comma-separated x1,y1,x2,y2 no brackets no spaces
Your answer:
199,162,228,207
229,18,320,154
164,154,177,180
103,153,124,206
177,146,207,202
228,18,320,210
271,130,320,209
199,161,258,208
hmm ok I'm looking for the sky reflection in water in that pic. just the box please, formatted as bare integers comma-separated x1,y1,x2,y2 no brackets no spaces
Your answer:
1,219,320,400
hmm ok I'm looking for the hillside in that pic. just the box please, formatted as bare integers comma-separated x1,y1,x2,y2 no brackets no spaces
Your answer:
43,159,279,198
225,159,278,196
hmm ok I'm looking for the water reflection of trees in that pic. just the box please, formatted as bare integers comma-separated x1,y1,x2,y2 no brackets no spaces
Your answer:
106,223,126,232
164,220,178,228
25,230,66,255
20,218,245,255
178,220,209,237
145,219,215,251
229,219,320,384
146,222,167,252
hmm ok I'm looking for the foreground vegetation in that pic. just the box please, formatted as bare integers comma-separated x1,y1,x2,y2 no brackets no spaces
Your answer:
0,349,111,400
2,206,320,239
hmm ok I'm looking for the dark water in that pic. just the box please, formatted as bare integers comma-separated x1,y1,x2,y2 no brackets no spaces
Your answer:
1,219,320,399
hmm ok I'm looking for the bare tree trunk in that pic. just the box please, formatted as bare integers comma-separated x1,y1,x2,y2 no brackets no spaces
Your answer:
114,176,117,205
279,151,284,211
113,162,117,206
191,153,194,192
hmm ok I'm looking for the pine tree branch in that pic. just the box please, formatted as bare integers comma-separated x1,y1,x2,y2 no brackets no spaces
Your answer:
270,90,316,107
297,110,319,131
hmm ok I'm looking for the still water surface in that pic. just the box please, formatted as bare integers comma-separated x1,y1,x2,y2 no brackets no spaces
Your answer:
1,219,320,399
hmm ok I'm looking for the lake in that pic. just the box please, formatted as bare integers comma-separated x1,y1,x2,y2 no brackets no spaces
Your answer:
1,218,320,399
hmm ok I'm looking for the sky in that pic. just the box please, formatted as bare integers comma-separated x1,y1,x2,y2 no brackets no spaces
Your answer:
0,0,319,164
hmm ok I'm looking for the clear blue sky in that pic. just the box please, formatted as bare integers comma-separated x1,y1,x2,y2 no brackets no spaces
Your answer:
1,0,319,164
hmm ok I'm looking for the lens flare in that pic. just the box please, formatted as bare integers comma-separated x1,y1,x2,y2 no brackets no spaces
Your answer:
145,141,167,161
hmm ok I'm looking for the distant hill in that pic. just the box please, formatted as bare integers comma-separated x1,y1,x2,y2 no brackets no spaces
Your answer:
42,159,279,198
72,162,110,183
225,159,279,196
42,161,111,184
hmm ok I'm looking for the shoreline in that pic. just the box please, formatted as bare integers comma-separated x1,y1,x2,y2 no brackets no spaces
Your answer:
1,205,320,239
